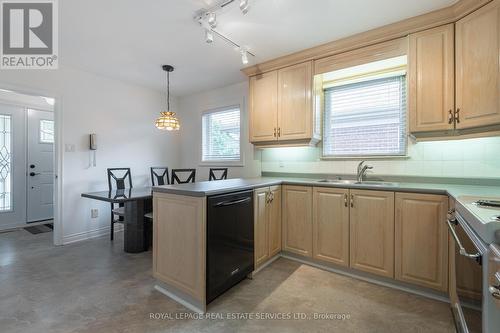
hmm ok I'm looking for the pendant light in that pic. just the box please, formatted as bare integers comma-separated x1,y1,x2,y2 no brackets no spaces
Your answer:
155,65,180,131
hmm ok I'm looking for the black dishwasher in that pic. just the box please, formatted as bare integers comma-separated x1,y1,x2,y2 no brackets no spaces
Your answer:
207,190,254,303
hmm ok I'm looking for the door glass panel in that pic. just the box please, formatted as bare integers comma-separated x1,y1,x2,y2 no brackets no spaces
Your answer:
39,119,54,143
0,114,12,211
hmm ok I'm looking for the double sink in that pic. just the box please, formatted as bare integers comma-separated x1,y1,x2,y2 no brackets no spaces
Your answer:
316,179,399,187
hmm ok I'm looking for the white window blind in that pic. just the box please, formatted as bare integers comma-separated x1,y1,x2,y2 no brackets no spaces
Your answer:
323,74,407,157
202,106,241,162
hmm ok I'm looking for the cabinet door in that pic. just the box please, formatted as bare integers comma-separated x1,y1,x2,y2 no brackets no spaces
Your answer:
456,0,500,129
350,190,395,278
277,62,313,141
312,187,349,266
409,24,455,132
395,193,448,291
268,185,282,257
254,187,269,268
249,71,278,142
282,185,312,257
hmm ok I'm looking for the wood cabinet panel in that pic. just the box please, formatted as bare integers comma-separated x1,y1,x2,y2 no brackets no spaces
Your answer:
282,185,313,257
254,187,269,268
153,193,206,302
249,71,278,142
312,187,349,266
409,24,455,132
278,61,313,140
456,0,500,129
349,190,395,278
268,185,282,257
395,193,448,291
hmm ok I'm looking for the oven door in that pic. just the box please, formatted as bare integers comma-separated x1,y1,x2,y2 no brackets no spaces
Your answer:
448,212,483,333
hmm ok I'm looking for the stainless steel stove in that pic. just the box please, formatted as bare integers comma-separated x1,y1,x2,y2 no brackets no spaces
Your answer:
449,196,500,333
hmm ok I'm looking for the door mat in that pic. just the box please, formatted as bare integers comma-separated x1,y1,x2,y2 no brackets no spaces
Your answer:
24,223,53,235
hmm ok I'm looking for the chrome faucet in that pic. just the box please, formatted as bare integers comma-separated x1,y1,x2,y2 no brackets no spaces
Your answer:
356,161,373,182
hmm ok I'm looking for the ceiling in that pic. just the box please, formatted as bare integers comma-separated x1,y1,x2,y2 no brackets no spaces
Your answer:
61,0,457,96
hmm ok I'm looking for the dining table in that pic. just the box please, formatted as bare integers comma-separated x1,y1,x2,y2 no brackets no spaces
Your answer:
81,187,153,253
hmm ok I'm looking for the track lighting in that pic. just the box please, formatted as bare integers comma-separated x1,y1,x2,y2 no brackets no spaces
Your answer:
240,48,249,65
239,0,249,14
207,12,217,28
205,29,214,43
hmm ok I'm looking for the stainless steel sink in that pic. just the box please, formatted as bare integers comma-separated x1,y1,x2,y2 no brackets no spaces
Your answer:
355,181,399,187
316,179,398,187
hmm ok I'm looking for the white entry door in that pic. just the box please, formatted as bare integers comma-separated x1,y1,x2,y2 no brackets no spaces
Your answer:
0,103,26,228
27,109,54,222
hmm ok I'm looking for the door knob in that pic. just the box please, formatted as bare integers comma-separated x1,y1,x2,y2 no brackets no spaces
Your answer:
29,172,41,177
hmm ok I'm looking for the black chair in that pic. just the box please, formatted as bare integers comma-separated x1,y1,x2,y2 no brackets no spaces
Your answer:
107,168,132,241
171,169,196,184
150,167,169,186
209,168,228,181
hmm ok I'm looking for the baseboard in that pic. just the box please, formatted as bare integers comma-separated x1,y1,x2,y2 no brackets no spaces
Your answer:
62,224,123,244
154,283,206,314
280,253,450,304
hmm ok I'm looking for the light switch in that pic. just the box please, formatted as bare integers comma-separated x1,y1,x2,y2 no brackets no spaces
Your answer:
65,144,75,152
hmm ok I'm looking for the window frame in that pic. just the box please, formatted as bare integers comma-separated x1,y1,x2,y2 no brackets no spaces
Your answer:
321,70,409,160
200,104,244,167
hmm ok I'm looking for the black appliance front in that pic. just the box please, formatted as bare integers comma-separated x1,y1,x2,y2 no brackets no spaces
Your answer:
207,190,254,303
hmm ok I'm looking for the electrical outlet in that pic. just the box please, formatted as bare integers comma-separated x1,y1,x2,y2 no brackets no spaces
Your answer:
91,208,98,218
279,161,285,168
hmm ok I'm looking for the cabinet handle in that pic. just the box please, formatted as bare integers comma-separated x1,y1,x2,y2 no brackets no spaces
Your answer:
350,194,354,208
454,108,460,124
344,193,348,207
277,127,281,137
448,109,454,124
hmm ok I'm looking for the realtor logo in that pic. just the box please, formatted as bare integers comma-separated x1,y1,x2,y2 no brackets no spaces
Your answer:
1,0,58,69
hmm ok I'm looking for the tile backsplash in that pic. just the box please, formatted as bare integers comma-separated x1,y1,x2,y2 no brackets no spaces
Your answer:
260,136,500,178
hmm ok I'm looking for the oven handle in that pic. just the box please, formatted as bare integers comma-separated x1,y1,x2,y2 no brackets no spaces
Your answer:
213,197,251,207
446,219,482,260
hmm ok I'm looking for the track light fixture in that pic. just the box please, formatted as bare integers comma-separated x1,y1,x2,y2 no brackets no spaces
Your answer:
239,0,249,14
205,29,214,43
207,12,217,28
240,48,249,65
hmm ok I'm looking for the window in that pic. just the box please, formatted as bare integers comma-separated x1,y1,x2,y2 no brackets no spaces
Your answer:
0,114,12,211
202,106,241,163
40,119,54,143
323,73,407,157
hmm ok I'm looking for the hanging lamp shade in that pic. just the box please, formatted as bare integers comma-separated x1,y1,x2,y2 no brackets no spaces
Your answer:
155,111,180,130
156,65,180,131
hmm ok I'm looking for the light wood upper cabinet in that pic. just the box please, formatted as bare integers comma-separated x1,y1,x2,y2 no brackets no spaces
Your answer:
312,187,349,267
278,62,313,140
282,185,312,257
249,61,319,146
456,0,500,129
254,187,270,268
349,190,395,278
395,193,448,292
249,71,278,142
409,24,455,133
268,185,282,257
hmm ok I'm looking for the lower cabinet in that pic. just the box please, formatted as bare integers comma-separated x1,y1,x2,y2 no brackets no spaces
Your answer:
254,185,281,269
395,193,448,291
312,187,349,267
349,189,395,278
282,185,313,257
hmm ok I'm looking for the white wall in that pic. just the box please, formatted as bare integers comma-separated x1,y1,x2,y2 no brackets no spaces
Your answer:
261,137,500,178
177,81,261,181
0,66,180,243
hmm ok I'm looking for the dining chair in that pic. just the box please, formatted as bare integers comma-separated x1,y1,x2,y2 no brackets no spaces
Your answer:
209,168,228,181
107,168,132,241
171,169,196,184
150,167,169,186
